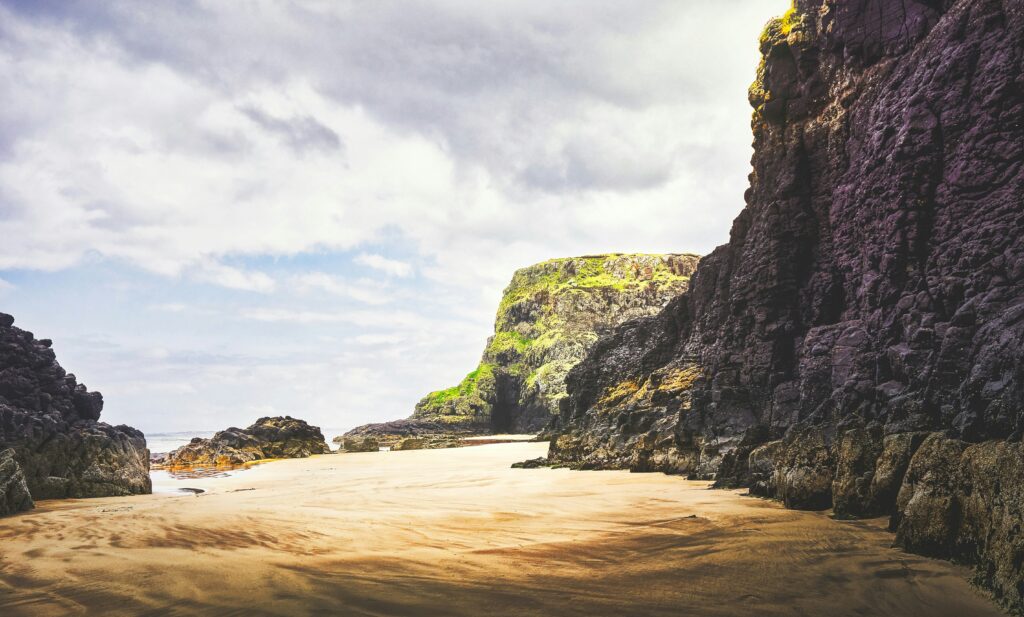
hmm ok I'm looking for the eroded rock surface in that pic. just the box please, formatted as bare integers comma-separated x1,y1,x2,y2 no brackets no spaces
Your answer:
339,418,476,450
336,436,380,453
0,448,33,516
165,416,330,467
549,0,1024,608
0,312,151,513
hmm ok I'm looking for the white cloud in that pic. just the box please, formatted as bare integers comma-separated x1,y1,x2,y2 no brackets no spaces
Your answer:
353,253,414,278
194,263,276,293
292,272,393,305
240,308,347,324
351,333,406,346
0,1,787,293
239,307,434,329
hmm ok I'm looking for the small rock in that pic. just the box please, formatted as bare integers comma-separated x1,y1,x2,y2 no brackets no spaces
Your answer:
511,457,549,469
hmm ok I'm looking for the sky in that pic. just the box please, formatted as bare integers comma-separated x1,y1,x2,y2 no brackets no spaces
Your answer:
0,0,789,435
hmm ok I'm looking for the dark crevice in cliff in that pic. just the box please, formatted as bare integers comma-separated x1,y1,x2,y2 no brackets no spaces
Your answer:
489,373,521,434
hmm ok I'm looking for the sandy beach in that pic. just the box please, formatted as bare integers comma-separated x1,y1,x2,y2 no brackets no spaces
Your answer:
0,442,1001,617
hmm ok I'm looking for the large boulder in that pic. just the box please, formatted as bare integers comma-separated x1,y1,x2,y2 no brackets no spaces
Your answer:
868,432,928,520
0,448,33,516
892,437,1024,612
831,426,885,517
165,416,330,467
394,437,427,451
955,441,1024,612
0,312,151,509
337,436,380,453
892,434,968,557
771,429,835,511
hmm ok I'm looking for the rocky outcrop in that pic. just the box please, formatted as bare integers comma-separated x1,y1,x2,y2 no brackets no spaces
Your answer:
164,416,330,467
0,448,33,516
336,436,380,453
394,437,429,451
891,436,1024,610
346,254,698,445
338,418,477,450
0,312,151,513
549,0,1024,608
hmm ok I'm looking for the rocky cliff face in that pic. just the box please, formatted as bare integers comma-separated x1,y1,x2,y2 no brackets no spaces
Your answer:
164,416,330,467
0,312,151,515
550,0,1023,609
347,254,698,443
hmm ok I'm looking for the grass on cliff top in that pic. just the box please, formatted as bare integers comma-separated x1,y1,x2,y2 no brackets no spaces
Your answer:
419,363,495,412
779,6,799,35
752,4,803,115
498,253,692,315
758,3,800,48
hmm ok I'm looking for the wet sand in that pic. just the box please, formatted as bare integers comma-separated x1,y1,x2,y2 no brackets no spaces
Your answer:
0,442,1002,616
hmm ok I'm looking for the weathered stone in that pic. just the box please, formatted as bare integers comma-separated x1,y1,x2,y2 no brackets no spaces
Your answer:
746,440,784,497
889,436,1024,612
956,440,1024,612
832,426,884,517
774,429,835,511
892,434,967,556
0,448,33,516
394,437,427,451
0,313,151,508
337,436,380,453
165,416,330,467
511,457,549,469
553,0,1024,472
867,432,928,517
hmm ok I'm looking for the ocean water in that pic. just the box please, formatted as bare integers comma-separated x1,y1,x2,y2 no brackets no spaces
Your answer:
146,431,216,455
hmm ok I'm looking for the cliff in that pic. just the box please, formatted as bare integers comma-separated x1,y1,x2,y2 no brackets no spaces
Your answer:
163,416,330,467
346,254,699,444
549,0,1024,609
0,312,151,516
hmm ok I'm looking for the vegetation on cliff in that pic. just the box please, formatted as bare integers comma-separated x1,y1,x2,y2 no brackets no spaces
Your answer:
412,253,699,434
345,254,699,443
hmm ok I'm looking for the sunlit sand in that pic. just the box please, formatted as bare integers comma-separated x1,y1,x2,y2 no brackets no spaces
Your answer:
0,443,1000,616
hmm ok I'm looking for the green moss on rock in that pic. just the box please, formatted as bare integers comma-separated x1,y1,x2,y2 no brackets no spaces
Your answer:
419,363,496,414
